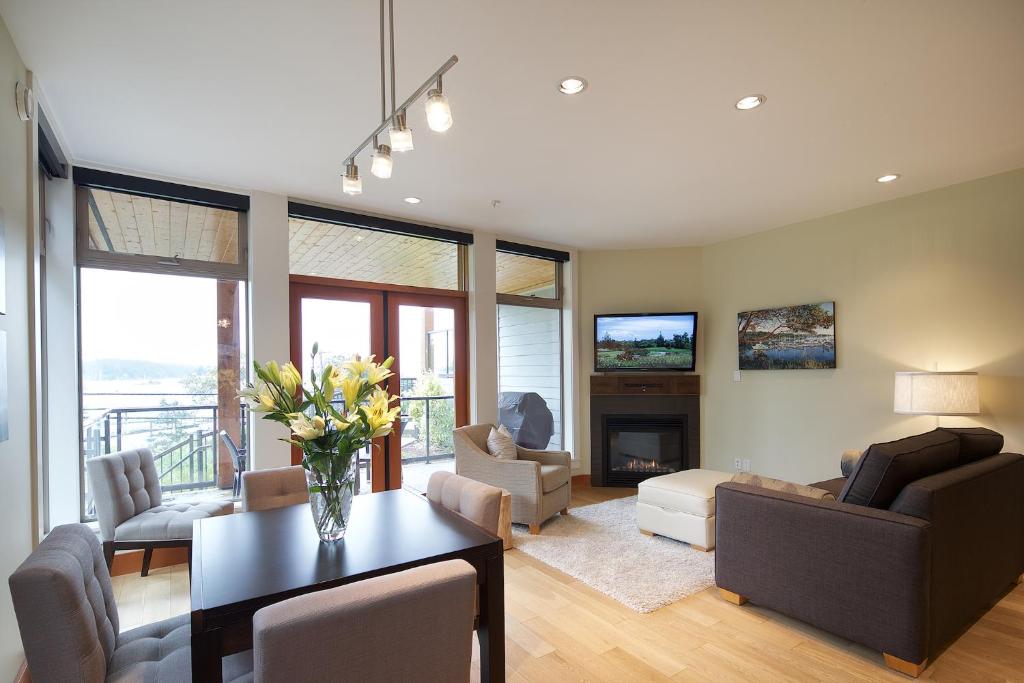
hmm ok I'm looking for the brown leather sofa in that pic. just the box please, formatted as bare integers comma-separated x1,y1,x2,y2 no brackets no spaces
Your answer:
714,428,1024,678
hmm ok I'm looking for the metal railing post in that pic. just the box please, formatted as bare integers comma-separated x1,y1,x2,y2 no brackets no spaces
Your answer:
425,398,431,463
103,413,111,454
115,411,123,452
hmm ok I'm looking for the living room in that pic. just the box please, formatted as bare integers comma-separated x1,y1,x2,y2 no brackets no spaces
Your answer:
1,1,1022,682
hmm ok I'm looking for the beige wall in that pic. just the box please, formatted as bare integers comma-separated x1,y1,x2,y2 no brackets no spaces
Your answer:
578,169,1024,484
0,15,36,679
576,247,703,474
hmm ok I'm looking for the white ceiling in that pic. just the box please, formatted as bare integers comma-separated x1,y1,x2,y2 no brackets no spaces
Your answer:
3,0,1023,249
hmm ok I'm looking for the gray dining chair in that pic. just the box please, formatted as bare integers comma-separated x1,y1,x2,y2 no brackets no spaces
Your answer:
8,523,252,683
86,447,233,576
242,465,309,512
250,560,477,682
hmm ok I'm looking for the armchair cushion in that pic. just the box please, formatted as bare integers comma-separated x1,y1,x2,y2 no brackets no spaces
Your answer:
113,499,234,541
487,425,518,460
539,465,570,494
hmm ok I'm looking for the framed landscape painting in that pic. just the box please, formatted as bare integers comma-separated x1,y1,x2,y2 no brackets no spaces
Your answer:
737,302,835,370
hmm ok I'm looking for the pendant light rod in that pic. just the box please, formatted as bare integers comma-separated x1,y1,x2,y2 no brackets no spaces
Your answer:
344,54,458,165
379,0,386,125
388,0,397,119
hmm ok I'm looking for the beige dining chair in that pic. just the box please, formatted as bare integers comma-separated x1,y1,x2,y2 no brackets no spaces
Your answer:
250,560,477,682
426,470,505,538
242,466,309,512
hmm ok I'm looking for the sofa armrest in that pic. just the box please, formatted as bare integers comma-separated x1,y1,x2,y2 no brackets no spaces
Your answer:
516,447,571,469
715,482,932,664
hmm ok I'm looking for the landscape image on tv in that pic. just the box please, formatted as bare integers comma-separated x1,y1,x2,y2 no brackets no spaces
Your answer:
737,301,836,370
595,313,696,371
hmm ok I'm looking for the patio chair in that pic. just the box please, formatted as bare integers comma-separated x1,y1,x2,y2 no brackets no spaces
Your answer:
86,448,233,577
251,560,476,682
8,523,252,682
219,429,248,497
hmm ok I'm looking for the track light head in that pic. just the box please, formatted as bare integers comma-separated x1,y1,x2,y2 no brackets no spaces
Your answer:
425,85,453,132
389,111,414,152
371,144,394,179
342,161,362,195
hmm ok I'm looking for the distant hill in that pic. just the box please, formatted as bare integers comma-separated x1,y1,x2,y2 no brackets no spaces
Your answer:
82,359,207,381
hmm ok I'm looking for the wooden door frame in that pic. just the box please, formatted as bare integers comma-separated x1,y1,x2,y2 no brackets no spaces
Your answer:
288,276,469,491
385,291,470,489
288,280,387,490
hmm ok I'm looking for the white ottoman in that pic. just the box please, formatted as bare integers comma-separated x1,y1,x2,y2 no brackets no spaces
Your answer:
636,469,733,551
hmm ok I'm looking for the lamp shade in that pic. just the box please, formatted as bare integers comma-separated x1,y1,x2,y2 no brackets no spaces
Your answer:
894,372,980,415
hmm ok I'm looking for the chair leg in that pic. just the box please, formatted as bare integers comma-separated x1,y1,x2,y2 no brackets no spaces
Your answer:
141,546,154,578
560,508,569,515
529,523,541,535
102,541,114,571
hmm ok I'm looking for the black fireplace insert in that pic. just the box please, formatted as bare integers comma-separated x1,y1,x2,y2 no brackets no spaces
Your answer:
602,415,688,486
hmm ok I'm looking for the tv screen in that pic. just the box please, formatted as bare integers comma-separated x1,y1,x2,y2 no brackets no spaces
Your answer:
595,312,697,372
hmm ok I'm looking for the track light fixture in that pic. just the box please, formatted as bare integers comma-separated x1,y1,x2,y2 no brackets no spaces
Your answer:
342,161,362,195
338,0,458,197
425,77,453,132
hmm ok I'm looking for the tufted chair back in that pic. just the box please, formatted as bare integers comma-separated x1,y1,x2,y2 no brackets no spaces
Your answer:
242,466,310,512
426,471,503,536
8,524,120,683
86,448,163,541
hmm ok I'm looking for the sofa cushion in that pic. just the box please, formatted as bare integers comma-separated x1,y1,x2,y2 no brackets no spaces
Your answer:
938,427,1003,465
731,473,836,501
539,465,569,493
637,469,733,516
486,425,518,460
113,499,234,541
811,476,848,499
838,429,960,508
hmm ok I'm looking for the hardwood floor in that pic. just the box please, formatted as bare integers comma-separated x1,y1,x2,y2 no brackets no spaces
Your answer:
115,487,1024,682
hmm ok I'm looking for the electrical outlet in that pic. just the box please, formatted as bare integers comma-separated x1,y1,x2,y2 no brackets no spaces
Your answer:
733,370,742,382
742,459,752,472
733,458,742,471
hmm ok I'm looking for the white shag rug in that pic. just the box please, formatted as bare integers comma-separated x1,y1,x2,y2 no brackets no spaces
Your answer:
511,496,715,613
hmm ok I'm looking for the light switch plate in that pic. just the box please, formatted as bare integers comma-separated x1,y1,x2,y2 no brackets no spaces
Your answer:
733,370,742,382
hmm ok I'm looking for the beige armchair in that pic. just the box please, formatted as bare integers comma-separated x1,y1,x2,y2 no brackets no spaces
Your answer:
454,424,571,534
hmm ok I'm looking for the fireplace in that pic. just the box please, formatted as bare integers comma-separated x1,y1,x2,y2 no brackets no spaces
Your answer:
603,416,687,486
589,374,700,487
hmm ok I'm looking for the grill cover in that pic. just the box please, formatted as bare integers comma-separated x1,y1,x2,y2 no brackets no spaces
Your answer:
498,391,554,450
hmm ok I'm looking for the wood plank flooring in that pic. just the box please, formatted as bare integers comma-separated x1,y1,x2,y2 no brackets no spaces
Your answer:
115,487,1024,682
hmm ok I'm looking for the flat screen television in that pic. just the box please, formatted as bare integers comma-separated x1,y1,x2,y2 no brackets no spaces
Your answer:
595,312,697,372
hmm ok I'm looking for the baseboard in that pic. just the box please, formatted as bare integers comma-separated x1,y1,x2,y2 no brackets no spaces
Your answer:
572,474,592,488
110,547,190,576
15,658,31,683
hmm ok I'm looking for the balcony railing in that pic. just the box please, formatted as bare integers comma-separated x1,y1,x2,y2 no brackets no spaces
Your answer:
399,394,455,463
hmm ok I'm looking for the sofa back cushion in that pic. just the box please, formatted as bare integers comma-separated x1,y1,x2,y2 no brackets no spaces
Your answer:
938,427,1003,466
838,429,960,508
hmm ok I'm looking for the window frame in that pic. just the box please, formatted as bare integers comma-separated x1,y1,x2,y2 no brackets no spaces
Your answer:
495,242,569,451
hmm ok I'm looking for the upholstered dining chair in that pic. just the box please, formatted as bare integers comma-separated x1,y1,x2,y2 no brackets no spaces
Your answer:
242,465,309,512
86,448,233,576
454,424,571,534
426,470,504,536
250,560,477,683
8,523,252,683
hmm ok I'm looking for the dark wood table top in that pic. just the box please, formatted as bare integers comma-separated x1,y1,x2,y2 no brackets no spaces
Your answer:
191,489,500,614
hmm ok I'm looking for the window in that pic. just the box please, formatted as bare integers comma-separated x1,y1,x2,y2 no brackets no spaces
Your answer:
289,219,463,290
74,170,250,520
496,244,569,451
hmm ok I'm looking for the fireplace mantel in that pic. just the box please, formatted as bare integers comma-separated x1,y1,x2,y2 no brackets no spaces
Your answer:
590,374,701,487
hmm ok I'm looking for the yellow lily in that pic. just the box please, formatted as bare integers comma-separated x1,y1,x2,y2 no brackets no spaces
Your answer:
281,362,301,395
343,354,374,379
339,375,362,410
288,413,325,440
365,362,393,386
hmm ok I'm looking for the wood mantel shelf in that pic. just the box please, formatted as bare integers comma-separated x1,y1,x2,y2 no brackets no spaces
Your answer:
591,373,700,396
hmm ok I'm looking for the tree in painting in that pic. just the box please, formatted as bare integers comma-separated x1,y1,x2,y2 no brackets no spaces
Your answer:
737,302,835,370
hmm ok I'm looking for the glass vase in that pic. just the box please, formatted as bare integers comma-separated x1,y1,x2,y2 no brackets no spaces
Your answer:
304,454,357,542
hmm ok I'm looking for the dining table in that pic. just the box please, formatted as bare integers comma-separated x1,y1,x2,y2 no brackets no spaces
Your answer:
190,489,505,682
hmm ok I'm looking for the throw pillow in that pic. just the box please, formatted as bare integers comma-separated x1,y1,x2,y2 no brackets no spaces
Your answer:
840,449,863,478
730,473,836,501
487,425,518,460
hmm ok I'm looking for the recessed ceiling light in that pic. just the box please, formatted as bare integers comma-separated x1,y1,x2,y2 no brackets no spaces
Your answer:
876,173,901,183
404,197,421,204
735,94,766,110
559,77,587,95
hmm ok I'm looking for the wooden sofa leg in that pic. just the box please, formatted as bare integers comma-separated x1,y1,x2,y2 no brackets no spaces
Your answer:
102,541,114,570
141,546,154,578
560,508,569,515
529,523,541,535
639,529,654,537
883,654,927,678
719,588,748,605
